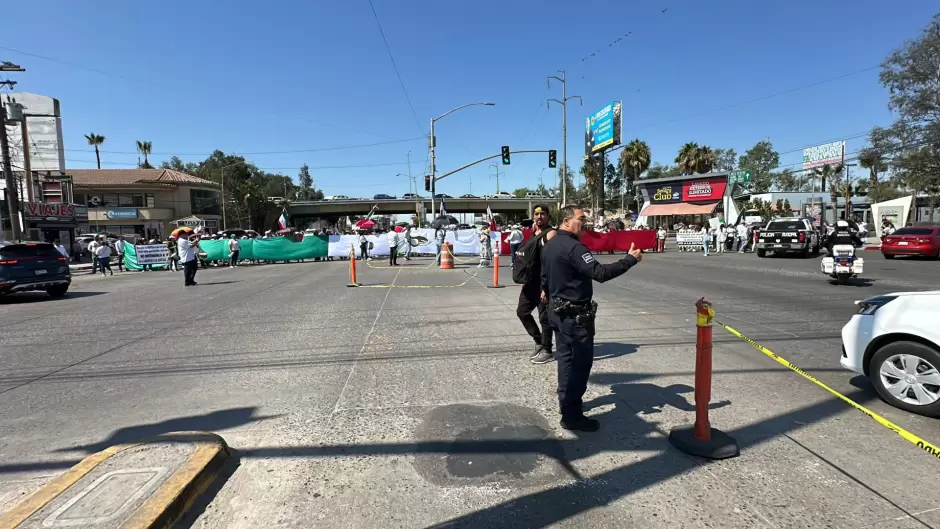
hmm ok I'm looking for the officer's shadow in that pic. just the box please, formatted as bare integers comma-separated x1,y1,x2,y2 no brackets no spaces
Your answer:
585,373,731,418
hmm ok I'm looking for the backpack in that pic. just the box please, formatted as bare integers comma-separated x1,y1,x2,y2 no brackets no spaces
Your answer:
512,229,554,285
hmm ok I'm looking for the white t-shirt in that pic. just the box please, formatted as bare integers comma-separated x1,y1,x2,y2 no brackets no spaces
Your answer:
114,240,124,253
387,231,399,247
178,238,197,262
229,239,240,252
88,240,99,254
96,244,112,258
736,224,747,238
657,228,666,239
508,229,523,244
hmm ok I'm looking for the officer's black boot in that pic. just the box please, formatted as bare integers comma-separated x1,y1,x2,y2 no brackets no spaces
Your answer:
560,415,600,432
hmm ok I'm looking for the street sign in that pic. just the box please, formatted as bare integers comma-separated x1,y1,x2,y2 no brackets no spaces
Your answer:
729,170,752,184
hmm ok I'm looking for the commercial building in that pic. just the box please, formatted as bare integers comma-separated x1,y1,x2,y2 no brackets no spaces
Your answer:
636,173,739,228
70,169,221,239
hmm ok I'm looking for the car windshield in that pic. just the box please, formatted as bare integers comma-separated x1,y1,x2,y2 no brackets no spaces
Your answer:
766,220,803,231
0,243,61,258
893,227,935,236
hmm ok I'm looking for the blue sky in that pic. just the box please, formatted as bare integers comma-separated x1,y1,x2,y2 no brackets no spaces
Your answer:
2,1,936,198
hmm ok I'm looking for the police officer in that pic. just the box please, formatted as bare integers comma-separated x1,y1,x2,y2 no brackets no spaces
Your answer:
827,219,863,255
541,206,643,432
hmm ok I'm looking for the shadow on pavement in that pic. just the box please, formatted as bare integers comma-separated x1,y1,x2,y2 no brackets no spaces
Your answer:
0,291,106,304
593,342,638,360
227,377,878,528
52,406,275,454
587,373,731,414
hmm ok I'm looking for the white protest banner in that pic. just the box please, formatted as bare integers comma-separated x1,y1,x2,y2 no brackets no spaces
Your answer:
675,232,703,248
136,244,169,265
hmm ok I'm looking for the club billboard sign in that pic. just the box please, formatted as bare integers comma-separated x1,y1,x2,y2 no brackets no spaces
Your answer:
802,141,845,170
584,101,622,156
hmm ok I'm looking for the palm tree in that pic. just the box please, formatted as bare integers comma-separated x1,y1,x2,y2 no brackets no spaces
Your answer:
84,133,105,169
619,139,651,211
695,145,716,174
675,142,699,175
136,140,153,169
814,163,844,223
857,148,888,189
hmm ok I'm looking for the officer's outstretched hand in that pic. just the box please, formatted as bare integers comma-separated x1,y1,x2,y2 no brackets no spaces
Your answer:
628,242,643,262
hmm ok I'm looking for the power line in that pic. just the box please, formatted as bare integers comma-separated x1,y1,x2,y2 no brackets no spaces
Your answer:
60,136,426,157
634,64,881,131
366,0,424,135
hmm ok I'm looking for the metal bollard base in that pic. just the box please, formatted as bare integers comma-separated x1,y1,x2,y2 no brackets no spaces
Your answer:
668,424,740,460
486,285,505,289
346,283,360,288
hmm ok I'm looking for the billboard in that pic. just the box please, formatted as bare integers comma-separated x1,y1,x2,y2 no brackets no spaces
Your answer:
682,178,726,201
584,101,622,155
646,183,682,204
802,141,844,170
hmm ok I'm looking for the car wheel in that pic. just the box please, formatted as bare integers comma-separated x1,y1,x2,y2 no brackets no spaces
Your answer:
756,249,766,258
868,341,940,417
46,285,69,298
883,254,895,260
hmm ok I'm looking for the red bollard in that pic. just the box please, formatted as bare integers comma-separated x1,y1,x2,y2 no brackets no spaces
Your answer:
668,297,739,459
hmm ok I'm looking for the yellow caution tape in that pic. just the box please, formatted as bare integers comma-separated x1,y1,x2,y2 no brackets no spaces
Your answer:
365,254,440,270
716,320,940,460
351,269,480,289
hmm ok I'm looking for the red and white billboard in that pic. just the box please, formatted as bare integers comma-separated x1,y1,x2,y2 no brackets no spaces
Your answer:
682,178,726,202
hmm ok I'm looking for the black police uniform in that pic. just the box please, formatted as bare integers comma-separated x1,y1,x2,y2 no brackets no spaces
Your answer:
540,229,638,429
827,227,863,255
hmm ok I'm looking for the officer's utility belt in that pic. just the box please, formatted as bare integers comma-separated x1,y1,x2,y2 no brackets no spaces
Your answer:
551,298,598,324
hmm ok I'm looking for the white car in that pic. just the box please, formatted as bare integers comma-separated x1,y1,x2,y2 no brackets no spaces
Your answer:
841,290,940,417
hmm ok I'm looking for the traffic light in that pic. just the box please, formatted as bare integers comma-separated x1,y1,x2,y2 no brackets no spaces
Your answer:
424,175,431,192
501,146,511,165
548,149,557,168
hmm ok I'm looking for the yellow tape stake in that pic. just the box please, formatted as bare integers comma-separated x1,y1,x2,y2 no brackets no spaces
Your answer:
716,319,940,461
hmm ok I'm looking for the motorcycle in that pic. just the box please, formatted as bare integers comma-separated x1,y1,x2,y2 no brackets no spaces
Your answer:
821,244,864,284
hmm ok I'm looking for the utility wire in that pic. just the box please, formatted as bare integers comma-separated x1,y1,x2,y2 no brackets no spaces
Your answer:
61,136,426,157
366,0,424,135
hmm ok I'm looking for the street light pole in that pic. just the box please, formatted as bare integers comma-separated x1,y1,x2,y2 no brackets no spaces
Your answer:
548,70,581,207
429,102,495,218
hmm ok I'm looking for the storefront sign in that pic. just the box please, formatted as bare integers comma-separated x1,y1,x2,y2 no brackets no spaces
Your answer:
24,202,75,223
648,184,681,204
682,179,726,201
106,208,138,220
136,244,170,265
73,205,88,222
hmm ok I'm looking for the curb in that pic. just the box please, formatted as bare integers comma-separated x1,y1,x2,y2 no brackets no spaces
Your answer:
0,432,229,529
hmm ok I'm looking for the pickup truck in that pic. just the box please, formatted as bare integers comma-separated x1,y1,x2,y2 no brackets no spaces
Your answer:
756,218,821,258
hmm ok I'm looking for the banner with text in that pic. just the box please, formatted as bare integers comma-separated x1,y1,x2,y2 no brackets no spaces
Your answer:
135,244,170,265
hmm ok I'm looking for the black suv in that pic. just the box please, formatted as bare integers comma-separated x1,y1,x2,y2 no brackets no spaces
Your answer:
0,242,71,298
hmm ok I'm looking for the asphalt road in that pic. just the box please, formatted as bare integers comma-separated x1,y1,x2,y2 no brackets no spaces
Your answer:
0,250,937,528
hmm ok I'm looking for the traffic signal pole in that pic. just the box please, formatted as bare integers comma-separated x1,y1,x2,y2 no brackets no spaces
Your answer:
429,118,436,218
435,150,551,181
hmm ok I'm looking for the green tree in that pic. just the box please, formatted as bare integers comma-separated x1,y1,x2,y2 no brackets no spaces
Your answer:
772,168,810,192
84,133,105,169
713,148,737,171
857,146,888,189
160,155,199,174
695,145,717,174
738,140,779,193
813,163,845,221
675,142,699,175
875,14,940,212
296,164,323,200
647,163,681,179
512,187,532,198
136,140,153,169
618,139,651,211
555,164,576,202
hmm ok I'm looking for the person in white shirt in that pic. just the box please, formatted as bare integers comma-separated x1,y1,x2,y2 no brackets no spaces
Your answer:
178,233,201,286
228,234,241,268
507,225,524,266
53,239,68,259
114,236,125,272
736,223,748,253
716,224,727,254
387,230,399,266
402,225,413,261
358,232,369,261
656,227,667,253
96,239,114,276
87,238,100,274
700,224,711,256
